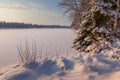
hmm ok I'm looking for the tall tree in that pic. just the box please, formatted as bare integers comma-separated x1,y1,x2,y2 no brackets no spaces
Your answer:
60,0,120,53
59,0,91,29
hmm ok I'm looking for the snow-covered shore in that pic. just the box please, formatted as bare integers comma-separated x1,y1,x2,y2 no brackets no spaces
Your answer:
0,53,120,80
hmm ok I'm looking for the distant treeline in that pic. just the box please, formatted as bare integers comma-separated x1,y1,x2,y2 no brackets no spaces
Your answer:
0,21,70,29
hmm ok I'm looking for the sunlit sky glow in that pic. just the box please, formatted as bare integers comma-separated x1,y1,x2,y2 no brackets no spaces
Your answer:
0,0,70,25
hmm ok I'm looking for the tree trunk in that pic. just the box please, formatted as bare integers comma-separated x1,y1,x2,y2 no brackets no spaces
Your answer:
91,0,96,28
114,0,120,30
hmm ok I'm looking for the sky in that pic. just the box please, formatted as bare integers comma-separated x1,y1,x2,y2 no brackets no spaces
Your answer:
0,0,71,25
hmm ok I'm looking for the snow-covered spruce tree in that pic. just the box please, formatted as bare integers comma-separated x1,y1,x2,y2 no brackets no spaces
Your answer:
73,0,120,53
60,0,120,54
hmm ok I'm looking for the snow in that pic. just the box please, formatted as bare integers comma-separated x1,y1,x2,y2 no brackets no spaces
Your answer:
1,39,120,80
98,26,110,34
95,0,117,17
0,50,120,80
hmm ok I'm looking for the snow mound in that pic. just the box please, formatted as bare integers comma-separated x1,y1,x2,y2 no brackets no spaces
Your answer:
56,57,74,70
0,55,120,80
0,57,74,80
37,59,59,76
5,69,36,80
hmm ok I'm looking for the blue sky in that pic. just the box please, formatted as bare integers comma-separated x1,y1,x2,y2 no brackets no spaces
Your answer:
0,0,70,25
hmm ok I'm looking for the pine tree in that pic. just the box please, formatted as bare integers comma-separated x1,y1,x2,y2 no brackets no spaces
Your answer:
73,0,120,53
60,0,120,54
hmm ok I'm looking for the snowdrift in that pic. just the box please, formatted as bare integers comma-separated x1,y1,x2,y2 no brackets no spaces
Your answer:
0,53,120,80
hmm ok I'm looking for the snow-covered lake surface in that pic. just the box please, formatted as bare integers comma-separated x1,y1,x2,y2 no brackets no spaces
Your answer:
0,28,76,66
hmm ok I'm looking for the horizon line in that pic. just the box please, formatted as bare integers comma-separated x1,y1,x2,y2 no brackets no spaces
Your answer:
0,21,71,27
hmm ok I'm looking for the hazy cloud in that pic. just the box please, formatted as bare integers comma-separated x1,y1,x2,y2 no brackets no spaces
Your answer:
0,0,70,25
0,0,44,10
0,5,30,10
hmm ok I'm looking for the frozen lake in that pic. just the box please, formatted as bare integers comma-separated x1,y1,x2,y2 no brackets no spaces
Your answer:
0,28,76,66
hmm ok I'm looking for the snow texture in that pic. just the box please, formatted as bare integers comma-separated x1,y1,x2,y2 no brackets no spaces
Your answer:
0,51,120,80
